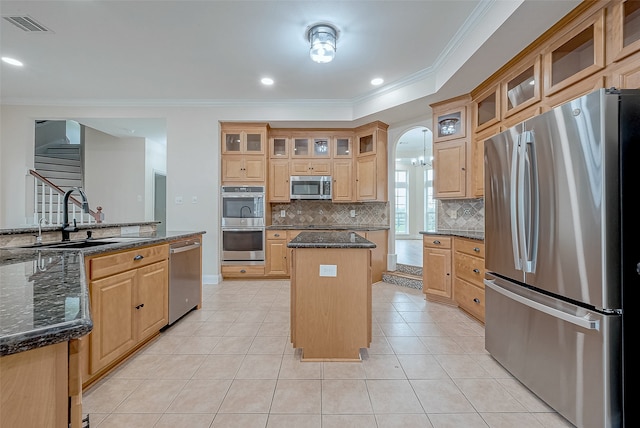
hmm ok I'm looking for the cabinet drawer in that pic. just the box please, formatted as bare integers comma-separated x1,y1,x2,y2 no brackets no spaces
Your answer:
90,244,169,280
221,265,265,276
455,238,485,258
455,278,485,322
454,252,485,287
266,230,287,240
423,235,452,249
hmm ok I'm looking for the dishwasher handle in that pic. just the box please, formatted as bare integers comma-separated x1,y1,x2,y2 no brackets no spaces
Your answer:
170,242,201,254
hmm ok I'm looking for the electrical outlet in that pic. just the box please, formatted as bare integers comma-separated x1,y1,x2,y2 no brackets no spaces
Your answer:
280,210,286,217
350,210,356,217
449,210,457,219
192,196,198,204
175,196,183,204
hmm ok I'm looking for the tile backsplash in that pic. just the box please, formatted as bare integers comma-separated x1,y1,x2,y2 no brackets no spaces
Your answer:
437,198,484,232
270,200,389,227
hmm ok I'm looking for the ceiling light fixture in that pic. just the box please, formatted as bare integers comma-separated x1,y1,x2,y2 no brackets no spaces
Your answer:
371,78,384,86
261,77,274,85
1,57,23,67
307,23,339,64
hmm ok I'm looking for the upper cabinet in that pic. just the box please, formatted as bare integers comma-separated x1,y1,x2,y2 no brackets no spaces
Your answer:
473,83,500,133
354,122,388,202
431,95,473,199
611,0,640,62
221,123,268,184
221,124,266,155
543,9,605,96
501,56,541,118
291,135,332,158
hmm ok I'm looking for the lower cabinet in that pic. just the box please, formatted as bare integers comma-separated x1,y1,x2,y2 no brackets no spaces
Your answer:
422,235,454,304
355,230,387,283
453,237,486,322
265,230,289,276
83,244,169,387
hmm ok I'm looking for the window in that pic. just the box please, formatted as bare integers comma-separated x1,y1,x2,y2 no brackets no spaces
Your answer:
395,170,408,234
425,169,436,231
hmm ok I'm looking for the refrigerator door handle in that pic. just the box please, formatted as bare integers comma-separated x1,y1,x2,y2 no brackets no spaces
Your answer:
510,138,522,270
521,131,539,273
484,279,600,330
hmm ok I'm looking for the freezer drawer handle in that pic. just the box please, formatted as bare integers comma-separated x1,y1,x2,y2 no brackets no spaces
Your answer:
484,279,600,331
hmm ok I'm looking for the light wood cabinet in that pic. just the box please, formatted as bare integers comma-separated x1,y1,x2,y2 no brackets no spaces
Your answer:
222,155,266,183
1,341,69,428
268,159,290,202
471,124,501,198
354,122,388,202
84,244,169,384
543,9,605,97
221,264,265,277
290,159,332,176
265,230,289,276
433,139,467,199
610,0,640,63
291,136,332,158
221,124,266,155
501,56,541,119
354,229,388,283
453,237,485,322
422,235,453,304
221,123,268,184
431,95,473,199
269,136,289,158
332,159,353,202
473,83,501,133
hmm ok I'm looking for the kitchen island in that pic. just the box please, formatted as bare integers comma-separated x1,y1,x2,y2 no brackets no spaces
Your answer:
288,231,375,361
0,226,205,427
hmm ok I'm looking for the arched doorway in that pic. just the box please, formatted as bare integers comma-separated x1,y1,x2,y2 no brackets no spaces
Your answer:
392,126,435,267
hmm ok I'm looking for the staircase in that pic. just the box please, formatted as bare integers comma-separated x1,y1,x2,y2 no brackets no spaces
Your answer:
34,143,83,194
382,263,423,290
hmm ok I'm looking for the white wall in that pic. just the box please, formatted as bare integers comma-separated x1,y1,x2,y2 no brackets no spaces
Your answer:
1,104,432,281
84,127,146,223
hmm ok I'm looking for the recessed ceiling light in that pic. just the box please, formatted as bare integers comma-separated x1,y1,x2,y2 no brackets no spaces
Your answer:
261,77,274,85
2,57,23,67
371,78,384,86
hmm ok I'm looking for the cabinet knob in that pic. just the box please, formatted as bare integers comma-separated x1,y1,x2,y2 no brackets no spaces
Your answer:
274,233,280,237
133,255,144,261
433,240,440,245
473,268,480,273
240,269,246,273
473,247,480,252
473,298,480,304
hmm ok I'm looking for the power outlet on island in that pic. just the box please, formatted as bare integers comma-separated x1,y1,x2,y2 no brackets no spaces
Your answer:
319,264,337,277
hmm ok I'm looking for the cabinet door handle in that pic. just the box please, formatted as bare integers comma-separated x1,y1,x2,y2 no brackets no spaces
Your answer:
133,255,144,261
473,268,480,273
474,247,480,252
473,298,480,304
240,269,246,273
274,233,280,237
135,303,145,309
433,240,441,245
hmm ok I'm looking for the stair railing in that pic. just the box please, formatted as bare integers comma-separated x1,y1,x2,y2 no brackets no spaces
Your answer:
28,169,103,226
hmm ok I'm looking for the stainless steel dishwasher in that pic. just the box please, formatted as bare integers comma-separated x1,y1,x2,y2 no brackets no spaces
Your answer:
168,237,202,325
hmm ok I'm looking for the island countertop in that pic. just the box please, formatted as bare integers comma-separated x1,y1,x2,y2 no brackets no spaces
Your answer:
288,231,377,249
420,229,484,241
0,230,205,356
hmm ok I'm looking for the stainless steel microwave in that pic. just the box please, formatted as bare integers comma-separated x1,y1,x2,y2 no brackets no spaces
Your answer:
290,176,332,200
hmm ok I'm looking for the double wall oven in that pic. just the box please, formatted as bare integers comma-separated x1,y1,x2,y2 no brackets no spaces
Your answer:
220,186,265,264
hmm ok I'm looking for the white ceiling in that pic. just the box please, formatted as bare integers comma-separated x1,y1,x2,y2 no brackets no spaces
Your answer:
1,0,580,153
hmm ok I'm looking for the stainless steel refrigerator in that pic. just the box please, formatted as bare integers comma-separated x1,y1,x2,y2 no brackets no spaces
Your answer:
484,88,639,428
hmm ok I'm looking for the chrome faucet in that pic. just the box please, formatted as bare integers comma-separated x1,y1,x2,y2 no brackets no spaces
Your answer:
62,187,90,241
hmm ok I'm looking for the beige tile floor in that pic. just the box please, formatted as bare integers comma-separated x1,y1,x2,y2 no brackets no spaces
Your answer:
83,280,574,428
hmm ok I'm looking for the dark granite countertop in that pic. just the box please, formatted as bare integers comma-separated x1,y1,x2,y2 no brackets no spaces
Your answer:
267,224,389,231
0,221,160,236
0,230,205,356
288,231,377,248
420,229,484,241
